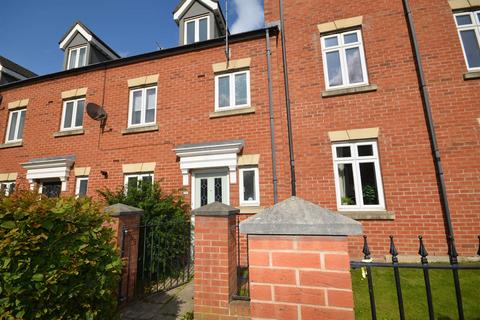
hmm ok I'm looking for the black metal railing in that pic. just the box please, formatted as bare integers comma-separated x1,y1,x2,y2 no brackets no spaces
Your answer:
350,235,480,320
234,216,250,300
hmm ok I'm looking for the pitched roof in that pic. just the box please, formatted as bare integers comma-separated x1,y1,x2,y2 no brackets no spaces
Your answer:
58,21,120,59
0,56,37,78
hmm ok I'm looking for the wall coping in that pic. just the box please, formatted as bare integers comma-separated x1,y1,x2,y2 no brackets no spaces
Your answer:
239,196,363,236
192,201,240,216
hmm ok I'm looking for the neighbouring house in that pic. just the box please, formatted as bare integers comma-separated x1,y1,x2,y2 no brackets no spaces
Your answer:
0,56,37,85
0,0,479,259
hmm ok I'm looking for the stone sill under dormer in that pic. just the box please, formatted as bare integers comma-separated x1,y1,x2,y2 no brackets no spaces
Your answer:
53,129,85,138
209,106,256,119
122,124,159,135
322,84,378,98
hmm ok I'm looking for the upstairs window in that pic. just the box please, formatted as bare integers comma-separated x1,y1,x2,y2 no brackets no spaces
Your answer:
239,167,260,206
454,11,480,71
67,46,87,70
332,141,385,211
321,30,369,90
215,70,250,111
185,16,209,44
5,109,26,143
128,86,157,128
61,98,85,131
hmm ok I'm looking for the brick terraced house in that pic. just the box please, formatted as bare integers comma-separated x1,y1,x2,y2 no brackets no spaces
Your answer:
0,0,479,258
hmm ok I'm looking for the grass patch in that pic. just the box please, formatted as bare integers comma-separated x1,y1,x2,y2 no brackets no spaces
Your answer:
352,266,480,320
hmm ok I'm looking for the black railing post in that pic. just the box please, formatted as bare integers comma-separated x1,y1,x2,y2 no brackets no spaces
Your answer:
363,236,377,320
419,236,434,320
448,236,464,320
390,236,405,320
477,235,480,256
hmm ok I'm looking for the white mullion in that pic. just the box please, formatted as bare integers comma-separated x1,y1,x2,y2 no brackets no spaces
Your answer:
75,48,80,68
141,88,146,125
72,100,78,128
230,73,235,107
13,111,20,141
339,35,350,87
195,19,200,42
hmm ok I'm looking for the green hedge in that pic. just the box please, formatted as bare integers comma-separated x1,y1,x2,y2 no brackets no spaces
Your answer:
0,191,122,320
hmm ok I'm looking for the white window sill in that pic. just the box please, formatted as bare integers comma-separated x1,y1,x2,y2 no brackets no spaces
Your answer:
0,141,23,149
54,129,85,137
122,124,159,135
463,71,480,80
339,210,395,220
210,106,256,118
322,84,378,98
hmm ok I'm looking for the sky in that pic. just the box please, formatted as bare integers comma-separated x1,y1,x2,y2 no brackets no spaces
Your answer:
0,0,264,76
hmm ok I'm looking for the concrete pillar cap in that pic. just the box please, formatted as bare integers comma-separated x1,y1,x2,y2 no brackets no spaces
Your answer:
105,203,144,217
192,202,240,217
239,196,363,236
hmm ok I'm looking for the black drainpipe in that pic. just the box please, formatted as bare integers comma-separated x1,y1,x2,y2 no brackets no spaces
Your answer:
279,0,297,196
266,27,279,203
402,0,455,242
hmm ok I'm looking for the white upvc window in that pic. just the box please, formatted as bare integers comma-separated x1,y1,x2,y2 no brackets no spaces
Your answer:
0,181,15,196
321,30,369,90
128,86,157,128
185,15,210,44
61,98,85,131
332,140,385,211
454,11,480,71
239,167,260,206
124,173,154,192
215,70,250,111
5,109,26,143
67,46,88,70
75,177,89,198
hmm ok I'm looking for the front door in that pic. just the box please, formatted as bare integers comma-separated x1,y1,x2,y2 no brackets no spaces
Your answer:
41,180,62,198
193,170,229,209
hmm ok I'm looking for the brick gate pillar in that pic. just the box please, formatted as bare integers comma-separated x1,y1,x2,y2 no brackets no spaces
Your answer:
105,203,144,304
192,202,250,319
240,197,363,320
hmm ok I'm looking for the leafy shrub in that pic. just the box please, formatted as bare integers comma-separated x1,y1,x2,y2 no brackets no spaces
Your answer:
98,182,191,293
0,191,122,320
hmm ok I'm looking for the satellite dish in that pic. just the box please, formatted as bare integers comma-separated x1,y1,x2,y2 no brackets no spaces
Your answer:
86,103,107,121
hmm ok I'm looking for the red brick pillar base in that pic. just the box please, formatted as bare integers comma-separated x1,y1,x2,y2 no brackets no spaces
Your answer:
105,203,144,304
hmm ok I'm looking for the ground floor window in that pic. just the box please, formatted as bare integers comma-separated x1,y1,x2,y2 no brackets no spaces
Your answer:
75,177,89,198
41,180,62,198
124,173,153,192
0,181,15,196
332,140,385,211
239,167,260,206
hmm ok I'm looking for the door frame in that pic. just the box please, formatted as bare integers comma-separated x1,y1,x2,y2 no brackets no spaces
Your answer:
191,168,230,209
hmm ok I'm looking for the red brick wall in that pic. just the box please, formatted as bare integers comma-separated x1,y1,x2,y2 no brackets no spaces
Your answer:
263,0,480,257
249,235,355,320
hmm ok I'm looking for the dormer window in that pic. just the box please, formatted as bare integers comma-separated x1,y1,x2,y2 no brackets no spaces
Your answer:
185,16,209,44
67,46,87,70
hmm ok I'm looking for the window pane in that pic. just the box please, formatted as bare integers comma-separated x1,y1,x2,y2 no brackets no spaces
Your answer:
199,18,208,41
326,51,343,86
69,49,77,69
127,177,138,190
344,33,359,44
218,76,230,107
336,146,351,158
235,73,247,105
145,88,156,123
460,30,480,68
243,170,256,201
75,100,84,127
358,145,373,157
456,14,472,26
214,177,222,202
8,183,15,195
141,175,153,185
324,36,338,48
132,91,142,124
337,163,356,205
78,179,88,197
200,179,208,206
17,110,26,140
78,47,87,67
186,21,195,44
346,47,364,83
63,101,74,128
8,112,18,141
360,162,379,205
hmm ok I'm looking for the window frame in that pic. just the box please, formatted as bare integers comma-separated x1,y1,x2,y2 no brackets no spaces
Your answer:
331,140,385,211
124,173,154,192
184,15,210,44
0,181,15,196
67,45,88,70
127,86,158,128
239,167,260,207
60,97,85,131
5,108,26,143
214,70,251,112
75,177,89,198
320,29,369,90
454,11,480,71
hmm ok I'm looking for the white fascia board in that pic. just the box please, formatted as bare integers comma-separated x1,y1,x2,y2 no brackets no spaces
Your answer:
59,24,93,50
174,0,219,21
0,65,27,80
174,142,244,157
